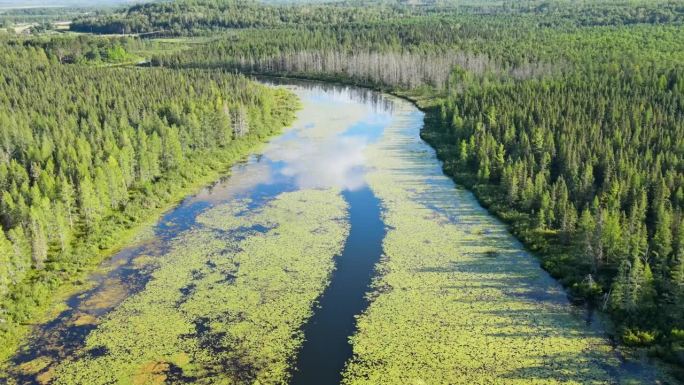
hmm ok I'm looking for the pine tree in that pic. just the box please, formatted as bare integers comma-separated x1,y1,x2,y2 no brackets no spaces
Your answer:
136,129,151,183
560,203,578,244
610,259,629,312
147,131,162,179
625,257,644,312
78,174,102,234
232,106,250,138
105,156,128,209
219,103,234,145
161,128,183,171
672,219,684,288
458,140,468,163
50,201,72,254
0,228,12,298
577,208,597,271
57,176,76,230
478,157,491,181
94,167,111,212
601,208,624,267
117,131,136,187
1,190,16,228
652,202,673,282
535,209,546,230
493,144,505,180
7,226,31,284
28,207,48,270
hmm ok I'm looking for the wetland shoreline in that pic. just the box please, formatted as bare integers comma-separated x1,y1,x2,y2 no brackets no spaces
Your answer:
1,97,298,373
6,80,392,384
4,77,673,384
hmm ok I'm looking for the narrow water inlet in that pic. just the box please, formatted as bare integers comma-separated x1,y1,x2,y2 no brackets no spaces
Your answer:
290,186,385,385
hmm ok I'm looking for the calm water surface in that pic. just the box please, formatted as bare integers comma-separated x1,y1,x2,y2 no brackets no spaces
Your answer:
7,79,667,384
9,79,393,384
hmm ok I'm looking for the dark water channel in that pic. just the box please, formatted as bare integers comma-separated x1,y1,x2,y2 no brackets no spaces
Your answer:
290,187,385,385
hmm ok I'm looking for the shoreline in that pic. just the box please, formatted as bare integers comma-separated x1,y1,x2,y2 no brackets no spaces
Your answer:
3,69,678,381
238,71,679,379
0,90,299,368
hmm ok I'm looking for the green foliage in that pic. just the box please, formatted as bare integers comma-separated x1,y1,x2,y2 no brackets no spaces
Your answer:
0,35,298,364
70,0,413,35
19,35,151,64
0,7,92,25
341,96,667,384
143,0,684,358
3,0,684,378
69,0,684,37
103,0,684,367
623,329,658,347
98,0,683,369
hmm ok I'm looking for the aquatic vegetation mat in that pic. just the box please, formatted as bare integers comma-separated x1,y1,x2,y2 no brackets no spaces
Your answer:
341,100,666,384
34,189,348,385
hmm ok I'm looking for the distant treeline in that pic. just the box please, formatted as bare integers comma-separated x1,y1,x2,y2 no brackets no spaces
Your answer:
70,0,411,35
68,0,684,36
0,7,89,25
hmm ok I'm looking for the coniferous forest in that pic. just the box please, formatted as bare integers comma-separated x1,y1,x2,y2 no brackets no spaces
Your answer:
0,34,298,360
2,0,684,383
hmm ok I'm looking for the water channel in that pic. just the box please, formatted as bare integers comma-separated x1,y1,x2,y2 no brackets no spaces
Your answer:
7,79,669,385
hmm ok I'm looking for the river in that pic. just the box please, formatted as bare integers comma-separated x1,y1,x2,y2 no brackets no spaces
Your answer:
7,79,669,384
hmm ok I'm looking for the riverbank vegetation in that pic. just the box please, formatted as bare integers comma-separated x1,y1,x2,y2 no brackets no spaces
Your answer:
86,0,684,371
2,0,684,381
0,34,298,363
344,100,664,384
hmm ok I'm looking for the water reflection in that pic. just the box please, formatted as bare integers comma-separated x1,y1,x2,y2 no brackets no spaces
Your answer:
9,78,399,384
262,77,396,115
271,132,369,191
265,79,393,191
192,78,396,202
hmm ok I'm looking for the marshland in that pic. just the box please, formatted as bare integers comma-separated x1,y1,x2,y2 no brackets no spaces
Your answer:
1,1,684,384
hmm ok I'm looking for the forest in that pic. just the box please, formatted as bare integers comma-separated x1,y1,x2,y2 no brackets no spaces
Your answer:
0,34,298,361
75,0,684,370
69,0,684,36
0,0,683,382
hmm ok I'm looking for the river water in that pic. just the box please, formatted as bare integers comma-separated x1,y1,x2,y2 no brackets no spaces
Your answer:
7,79,669,384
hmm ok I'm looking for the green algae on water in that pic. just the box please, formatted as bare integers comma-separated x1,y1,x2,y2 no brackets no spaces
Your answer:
341,99,666,385
49,189,348,385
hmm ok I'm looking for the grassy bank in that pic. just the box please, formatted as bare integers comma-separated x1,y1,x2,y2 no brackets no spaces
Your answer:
341,96,669,384
0,87,299,367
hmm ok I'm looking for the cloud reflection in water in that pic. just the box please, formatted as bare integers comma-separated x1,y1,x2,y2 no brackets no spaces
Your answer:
190,81,396,203
272,133,370,191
